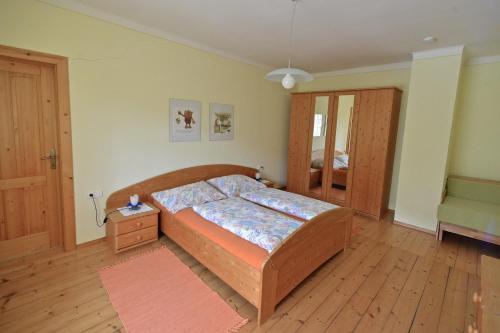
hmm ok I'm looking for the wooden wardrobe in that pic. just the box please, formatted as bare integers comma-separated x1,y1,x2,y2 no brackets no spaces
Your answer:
287,87,402,219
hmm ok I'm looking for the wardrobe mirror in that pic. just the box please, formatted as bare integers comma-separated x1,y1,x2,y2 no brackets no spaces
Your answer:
328,94,354,203
309,95,329,198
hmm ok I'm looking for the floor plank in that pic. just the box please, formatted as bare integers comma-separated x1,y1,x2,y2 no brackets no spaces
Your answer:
379,252,437,332
266,241,389,332
351,250,418,333
409,261,451,333
0,214,499,333
436,268,468,333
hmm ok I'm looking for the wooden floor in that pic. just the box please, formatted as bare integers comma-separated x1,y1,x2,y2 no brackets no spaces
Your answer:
0,215,498,333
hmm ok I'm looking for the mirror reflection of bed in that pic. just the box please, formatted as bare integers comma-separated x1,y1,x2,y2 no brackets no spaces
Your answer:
310,150,349,201
309,94,354,204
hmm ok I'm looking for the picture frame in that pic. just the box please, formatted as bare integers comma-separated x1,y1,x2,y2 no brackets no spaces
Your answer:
169,99,201,142
209,103,234,141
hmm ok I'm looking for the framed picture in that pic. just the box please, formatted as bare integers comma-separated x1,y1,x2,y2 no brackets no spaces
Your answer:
209,103,234,141
169,99,201,142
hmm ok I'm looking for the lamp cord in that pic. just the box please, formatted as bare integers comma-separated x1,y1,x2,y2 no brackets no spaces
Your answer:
288,0,298,68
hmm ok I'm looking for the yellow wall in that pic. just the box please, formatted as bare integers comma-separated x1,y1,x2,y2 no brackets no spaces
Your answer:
395,54,463,232
335,95,354,153
297,69,411,209
449,61,500,181
1,1,497,244
0,0,290,244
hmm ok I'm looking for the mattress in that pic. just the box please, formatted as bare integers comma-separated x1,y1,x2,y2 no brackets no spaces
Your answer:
240,187,338,220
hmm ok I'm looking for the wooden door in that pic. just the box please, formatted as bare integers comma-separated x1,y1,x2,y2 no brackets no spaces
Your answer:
350,89,397,218
287,93,312,194
0,57,62,259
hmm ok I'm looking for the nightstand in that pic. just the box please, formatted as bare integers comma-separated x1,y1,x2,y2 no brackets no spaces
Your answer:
105,202,160,253
260,179,282,189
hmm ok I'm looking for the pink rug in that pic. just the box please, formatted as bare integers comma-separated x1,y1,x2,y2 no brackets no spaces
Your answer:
99,247,248,333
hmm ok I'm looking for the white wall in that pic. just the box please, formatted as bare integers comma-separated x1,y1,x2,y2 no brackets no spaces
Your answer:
395,53,463,232
335,95,354,153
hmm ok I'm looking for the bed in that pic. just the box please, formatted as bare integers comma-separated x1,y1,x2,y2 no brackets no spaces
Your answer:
311,149,349,188
106,164,353,325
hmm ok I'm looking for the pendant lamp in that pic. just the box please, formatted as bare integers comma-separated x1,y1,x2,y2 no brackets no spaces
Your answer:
265,0,313,89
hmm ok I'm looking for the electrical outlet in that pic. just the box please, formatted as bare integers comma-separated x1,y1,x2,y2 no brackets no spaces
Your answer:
88,191,103,198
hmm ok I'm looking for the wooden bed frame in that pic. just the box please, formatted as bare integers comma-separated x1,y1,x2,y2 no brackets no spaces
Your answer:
332,168,348,187
309,167,347,188
106,164,353,325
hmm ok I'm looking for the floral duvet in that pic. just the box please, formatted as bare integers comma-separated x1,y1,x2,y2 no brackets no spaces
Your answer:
193,197,302,252
240,187,338,220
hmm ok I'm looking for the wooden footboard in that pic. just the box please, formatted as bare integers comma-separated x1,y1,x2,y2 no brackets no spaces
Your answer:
159,209,262,306
257,207,353,324
160,205,352,326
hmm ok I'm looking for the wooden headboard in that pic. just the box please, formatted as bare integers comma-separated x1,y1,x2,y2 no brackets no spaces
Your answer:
106,164,257,209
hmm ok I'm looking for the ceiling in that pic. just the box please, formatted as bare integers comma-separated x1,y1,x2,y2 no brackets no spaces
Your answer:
43,0,500,73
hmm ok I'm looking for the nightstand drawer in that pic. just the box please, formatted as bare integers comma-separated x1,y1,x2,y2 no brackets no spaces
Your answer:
116,214,157,235
116,226,157,250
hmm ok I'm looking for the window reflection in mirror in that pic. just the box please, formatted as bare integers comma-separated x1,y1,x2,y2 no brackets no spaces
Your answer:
309,96,329,197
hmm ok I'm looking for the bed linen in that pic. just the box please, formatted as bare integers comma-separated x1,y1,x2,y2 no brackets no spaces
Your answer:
160,204,269,269
151,181,226,213
240,187,338,221
311,150,349,170
207,174,266,197
193,197,302,252
334,155,349,169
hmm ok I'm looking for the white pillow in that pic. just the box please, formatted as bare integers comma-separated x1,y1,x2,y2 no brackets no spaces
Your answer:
151,181,226,213
207,174,266,197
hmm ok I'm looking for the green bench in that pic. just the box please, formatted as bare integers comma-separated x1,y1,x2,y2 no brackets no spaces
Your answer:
437,176,500,245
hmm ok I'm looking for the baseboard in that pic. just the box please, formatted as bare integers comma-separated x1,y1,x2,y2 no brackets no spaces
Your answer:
393,220,436,236
77,236,106,249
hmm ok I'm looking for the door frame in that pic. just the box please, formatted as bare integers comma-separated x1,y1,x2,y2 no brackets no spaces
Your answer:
0,44,76,251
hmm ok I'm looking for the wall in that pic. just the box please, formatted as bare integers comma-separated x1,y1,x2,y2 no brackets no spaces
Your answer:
449,61,500,181
0,0,290,244
335,95,354,153
297,69,411,209
395,54,463,232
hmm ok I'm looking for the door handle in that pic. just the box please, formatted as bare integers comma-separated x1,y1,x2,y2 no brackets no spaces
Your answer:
41,148,57,169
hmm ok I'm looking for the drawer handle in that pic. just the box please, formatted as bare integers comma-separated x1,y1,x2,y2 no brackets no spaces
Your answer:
136,222,143,227
473,292,482,303
136,235,143,241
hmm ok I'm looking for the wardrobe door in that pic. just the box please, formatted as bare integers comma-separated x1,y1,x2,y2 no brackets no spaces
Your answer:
306,93,334,199
350,89,399,218
287,93,312,194
325,92,359,206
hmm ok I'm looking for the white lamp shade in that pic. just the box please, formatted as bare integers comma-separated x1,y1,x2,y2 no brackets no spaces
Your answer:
265,67,313,83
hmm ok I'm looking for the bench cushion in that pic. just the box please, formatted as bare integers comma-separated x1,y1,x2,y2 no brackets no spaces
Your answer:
447,177,500,205
438,196,500,236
